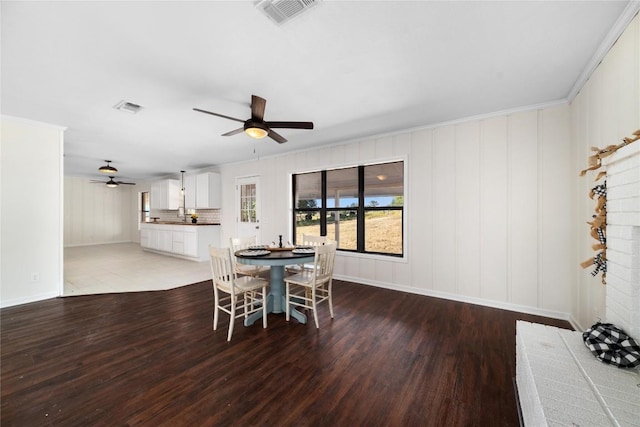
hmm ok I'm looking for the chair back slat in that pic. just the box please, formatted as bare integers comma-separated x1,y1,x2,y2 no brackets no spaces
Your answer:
209,246,235,293
311,241,337,283
229,236,260,274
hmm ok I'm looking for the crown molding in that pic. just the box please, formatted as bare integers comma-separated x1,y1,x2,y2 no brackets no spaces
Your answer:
568,1,640,101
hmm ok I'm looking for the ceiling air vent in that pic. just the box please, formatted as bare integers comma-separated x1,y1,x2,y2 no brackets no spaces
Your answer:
113,100,143,114
256,0,321,25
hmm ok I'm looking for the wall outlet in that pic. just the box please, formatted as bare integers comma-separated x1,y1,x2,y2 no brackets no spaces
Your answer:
30,272,40,283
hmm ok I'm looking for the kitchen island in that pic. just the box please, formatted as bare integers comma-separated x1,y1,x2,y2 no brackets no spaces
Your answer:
140,222,220,262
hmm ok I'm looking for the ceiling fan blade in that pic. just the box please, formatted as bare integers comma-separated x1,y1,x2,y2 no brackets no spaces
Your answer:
117,182,136,185
251,95,266,121
266,121,314,130
222,127,245,137
268,129,287,144
193,108,244,123
89,181,104,183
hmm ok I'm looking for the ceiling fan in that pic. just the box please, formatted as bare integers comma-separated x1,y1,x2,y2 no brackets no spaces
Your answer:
90,176,136,188
98,160,118,174
193,94,313,144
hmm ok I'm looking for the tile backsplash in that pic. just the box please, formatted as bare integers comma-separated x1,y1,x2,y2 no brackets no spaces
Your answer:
148,209,221,224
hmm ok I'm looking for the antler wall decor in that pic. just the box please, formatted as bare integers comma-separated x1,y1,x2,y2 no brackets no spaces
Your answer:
579,129,640,284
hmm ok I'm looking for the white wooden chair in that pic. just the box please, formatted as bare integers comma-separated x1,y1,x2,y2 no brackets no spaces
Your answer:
230,236,270,277
284,241,337,328
209,246,268,341
286,234,328,274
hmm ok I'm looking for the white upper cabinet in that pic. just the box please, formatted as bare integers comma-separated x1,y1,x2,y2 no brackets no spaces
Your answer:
150,179,180,210
195,172,221,209
184,174,197,209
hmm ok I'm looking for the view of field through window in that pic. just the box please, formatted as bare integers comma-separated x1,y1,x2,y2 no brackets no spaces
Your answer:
293,161,404,256
296,210,402,254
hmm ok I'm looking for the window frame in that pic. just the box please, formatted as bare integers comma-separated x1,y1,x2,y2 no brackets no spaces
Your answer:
292,159,405,258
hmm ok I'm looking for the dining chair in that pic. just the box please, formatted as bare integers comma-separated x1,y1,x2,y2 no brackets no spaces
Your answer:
209,246,268,341
286,234,328,274
230,236,270,277
284,241,337,328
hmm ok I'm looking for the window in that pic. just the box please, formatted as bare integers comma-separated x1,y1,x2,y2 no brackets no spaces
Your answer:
239,182,257,223
293,161,404,257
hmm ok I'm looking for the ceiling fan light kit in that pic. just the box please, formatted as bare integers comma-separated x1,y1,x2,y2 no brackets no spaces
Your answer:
244,121,269,139
98,160,118,174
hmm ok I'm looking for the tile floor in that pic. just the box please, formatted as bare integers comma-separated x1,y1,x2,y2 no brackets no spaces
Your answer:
64,242,212,296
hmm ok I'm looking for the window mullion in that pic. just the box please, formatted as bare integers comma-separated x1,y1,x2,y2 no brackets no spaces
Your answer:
320,170,327,236
357,165,365,252
292,174,298,243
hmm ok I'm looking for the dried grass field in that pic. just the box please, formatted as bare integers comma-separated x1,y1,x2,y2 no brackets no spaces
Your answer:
297,211,402,254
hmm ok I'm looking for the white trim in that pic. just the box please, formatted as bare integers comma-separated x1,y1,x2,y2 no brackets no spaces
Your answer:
567,314,584,333
334,273,573,323
58,128,65,297
0,114,67,131
568,1,640,101
0,291,60,309
64,240,134,248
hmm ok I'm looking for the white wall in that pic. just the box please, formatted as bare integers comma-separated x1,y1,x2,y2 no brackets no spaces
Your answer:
64,176,136,246
1,116,64,307
220,104,573,319
570,14,640,331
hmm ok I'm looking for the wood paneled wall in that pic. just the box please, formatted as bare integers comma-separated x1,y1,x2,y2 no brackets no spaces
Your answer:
64,176,136,246
220,104,572,318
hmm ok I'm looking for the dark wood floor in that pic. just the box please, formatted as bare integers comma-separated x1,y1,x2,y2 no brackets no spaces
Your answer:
1,279,571,426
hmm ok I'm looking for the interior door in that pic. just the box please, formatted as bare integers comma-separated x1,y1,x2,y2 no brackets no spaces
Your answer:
236,176,262,242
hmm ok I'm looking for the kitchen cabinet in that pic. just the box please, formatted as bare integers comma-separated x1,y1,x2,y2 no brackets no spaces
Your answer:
184,174,197,209
195,172,221,209
172,231,184,254
150,179,180,210
184,172,219,210
140,228,150,248
140,223,220,261
158,229,173,252
184,232,198,257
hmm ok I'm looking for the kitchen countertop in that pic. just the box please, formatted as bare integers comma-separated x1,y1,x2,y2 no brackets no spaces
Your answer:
142,221,220,226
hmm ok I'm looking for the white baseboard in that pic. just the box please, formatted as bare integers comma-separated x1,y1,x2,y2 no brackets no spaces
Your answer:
63,240,133,248
333,274,572,325
0,291,60,309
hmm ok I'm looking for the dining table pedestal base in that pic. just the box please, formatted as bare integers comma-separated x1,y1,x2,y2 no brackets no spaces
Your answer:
243,264,307,326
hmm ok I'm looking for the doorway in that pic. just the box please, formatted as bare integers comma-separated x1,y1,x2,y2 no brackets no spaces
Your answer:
140,191,150,223
236,176,262,241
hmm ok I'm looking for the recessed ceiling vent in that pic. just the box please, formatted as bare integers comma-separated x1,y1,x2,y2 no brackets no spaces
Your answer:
256,0,321,25
113,100,143,114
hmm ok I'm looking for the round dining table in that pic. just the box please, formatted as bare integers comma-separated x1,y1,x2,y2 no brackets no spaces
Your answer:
234,249,315,326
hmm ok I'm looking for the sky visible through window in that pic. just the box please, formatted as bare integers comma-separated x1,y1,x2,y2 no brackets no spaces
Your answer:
322,196,394,208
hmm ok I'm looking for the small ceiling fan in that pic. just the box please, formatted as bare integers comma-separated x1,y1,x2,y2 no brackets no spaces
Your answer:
90,176,136,188
193,94,313,144
98,160,118,174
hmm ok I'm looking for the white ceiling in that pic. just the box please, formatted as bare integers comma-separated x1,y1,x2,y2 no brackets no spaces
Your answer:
1,1,634,181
